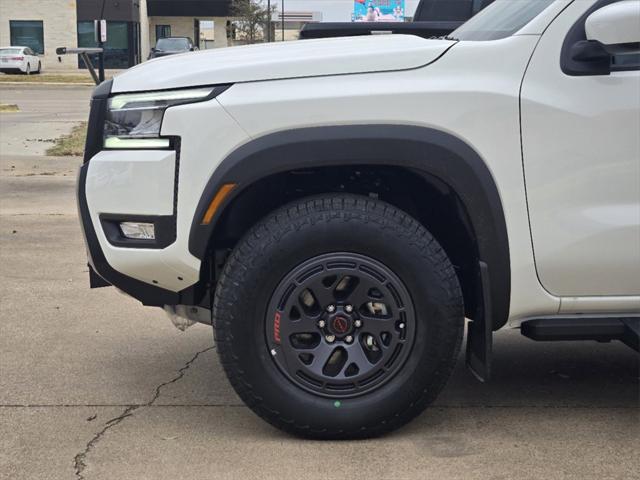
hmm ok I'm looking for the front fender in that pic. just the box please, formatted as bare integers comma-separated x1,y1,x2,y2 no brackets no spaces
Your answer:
189,125,510,328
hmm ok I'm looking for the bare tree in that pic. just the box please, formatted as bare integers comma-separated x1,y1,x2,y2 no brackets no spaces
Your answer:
230,0,276,44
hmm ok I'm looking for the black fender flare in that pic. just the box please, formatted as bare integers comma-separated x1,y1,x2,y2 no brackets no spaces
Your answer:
189,125,510,327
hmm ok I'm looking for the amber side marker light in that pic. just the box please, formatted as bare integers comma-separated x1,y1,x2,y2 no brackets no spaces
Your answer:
201,183,237,225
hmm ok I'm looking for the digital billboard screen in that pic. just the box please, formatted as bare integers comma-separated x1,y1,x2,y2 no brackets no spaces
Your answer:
353,0,406,22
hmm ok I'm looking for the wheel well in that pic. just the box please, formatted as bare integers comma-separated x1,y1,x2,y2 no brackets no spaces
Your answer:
206,165,482,319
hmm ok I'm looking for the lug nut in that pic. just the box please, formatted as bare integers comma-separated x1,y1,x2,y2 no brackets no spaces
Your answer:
318,320,326,328
325,334,336,343
345,335,354,344
399,323,405,329
345,304,354,313
326,304,336,313
354,319,362,328
270,349,277,356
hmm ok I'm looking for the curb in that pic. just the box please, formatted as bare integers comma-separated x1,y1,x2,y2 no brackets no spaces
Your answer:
0,81,95,86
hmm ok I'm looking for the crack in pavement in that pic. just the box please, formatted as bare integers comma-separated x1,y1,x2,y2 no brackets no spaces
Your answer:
72,346,215,480
72,405,140,480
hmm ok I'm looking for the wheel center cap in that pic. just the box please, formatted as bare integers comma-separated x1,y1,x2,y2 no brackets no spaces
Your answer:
330,315,351,335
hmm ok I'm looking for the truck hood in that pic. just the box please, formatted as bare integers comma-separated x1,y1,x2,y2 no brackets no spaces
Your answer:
112,36,455,93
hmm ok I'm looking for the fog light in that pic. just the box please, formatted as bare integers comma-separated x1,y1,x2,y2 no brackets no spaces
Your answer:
119,222,155,240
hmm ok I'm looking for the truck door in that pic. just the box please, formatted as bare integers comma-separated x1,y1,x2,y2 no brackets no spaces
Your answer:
520,0,640,297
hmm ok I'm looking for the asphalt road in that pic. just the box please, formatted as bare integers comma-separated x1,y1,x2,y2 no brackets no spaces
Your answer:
1,84,638,480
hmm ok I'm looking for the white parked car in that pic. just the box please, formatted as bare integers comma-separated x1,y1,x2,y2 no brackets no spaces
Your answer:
0,46,41,74
78,0,640,438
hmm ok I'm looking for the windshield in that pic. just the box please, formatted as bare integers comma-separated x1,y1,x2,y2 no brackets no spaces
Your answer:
449,0,556,41
0,48,23,55
415,0,497,21
156,38,190,51
417,0,474,21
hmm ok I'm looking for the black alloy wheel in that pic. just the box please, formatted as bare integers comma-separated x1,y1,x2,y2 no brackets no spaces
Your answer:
266,252,416,398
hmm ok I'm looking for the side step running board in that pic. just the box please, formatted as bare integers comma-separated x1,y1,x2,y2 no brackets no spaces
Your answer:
521,317,639,352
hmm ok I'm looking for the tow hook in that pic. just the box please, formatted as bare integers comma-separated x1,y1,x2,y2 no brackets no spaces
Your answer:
163,305,211,331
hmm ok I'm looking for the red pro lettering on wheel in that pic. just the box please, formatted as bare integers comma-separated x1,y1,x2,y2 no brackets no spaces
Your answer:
273,311,281,344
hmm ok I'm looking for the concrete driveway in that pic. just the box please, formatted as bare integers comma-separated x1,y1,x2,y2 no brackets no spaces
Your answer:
0,85,638,480
0,84,92,156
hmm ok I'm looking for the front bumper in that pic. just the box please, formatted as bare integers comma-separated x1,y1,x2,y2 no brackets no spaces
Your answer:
77,79,249,306
77,79,186,306
77,162,182,306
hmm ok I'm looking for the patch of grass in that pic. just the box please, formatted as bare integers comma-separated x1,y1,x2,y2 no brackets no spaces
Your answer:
0,73,96,84
46,122,87,156
0,103,19,112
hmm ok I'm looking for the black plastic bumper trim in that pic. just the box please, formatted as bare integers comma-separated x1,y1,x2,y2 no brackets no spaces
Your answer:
89,265,110,288
83,79,112,164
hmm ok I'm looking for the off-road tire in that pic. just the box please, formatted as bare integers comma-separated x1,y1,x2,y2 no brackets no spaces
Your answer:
213,194,464,439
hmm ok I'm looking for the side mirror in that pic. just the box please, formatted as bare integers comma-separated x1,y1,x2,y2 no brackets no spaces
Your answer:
570,39,611,71
585,1,640,54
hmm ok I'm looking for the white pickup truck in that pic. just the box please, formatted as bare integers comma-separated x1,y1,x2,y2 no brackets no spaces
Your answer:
77,0,640,438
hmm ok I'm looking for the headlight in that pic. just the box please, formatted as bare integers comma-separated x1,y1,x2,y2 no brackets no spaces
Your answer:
103,87,215,149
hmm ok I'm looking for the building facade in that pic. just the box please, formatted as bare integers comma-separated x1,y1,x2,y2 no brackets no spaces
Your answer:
0,0,80,70
0,0,420,71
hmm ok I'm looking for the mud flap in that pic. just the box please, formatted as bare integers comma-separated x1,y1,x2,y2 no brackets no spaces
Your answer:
621,318,639,352
465,261,493,382
89,264,111,288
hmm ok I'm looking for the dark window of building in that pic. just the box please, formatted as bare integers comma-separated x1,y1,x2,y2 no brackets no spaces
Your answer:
77,21,133,69
155,25,171,42
9,20,44,54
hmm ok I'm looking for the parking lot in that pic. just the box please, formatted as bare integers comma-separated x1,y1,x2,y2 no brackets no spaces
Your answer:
0,84,638,480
